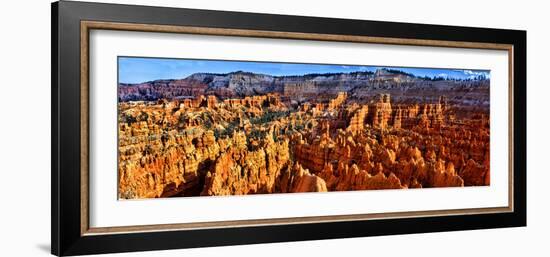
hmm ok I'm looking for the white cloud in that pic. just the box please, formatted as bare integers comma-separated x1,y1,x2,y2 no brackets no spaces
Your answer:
456,69,490,79
464,70,488,76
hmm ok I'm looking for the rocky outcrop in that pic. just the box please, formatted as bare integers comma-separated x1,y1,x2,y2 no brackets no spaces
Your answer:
369,94,393,129
118,86,490,199
318,163,403,191
347,105,368,133
278,163,328,193
200,132,292,196
118,79,208,102
328,92,347,110
460,158,490,186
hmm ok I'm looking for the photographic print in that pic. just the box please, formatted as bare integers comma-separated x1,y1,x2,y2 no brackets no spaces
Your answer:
117,57,490,199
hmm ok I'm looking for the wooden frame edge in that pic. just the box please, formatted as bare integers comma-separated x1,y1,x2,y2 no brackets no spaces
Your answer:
79,20,515,236
81,21,90,235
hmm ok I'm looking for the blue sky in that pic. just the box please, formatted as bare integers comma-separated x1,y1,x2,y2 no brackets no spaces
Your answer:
119,57,490,84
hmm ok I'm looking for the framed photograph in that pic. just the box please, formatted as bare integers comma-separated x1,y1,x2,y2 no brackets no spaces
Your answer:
52,1,526,256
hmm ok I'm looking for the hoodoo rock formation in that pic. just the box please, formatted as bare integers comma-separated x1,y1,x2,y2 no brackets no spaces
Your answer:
118,69,490,199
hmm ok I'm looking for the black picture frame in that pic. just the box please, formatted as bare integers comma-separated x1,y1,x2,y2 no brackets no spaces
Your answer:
51,1,526,256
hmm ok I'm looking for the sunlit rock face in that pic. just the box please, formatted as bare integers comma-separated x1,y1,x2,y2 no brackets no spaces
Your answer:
118,71,490,199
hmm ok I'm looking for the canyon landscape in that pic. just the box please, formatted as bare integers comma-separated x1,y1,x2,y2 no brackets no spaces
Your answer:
117,58,490,199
